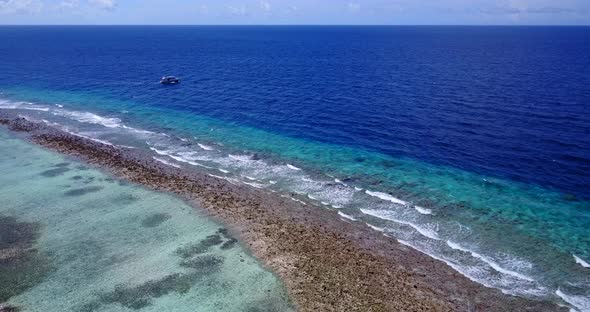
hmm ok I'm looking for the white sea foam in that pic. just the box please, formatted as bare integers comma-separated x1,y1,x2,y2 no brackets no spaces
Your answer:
397,239,413,247
573,255,590,268
55,104,64,108
88,137,114,146
243,181,266,189
354,187,363,191
401,221,439,240
366,223,385,232
299,182,355,207
151,149,214,169
400,238,526,296
307,194,318,200
331,204,343,209
207,174,239,185
64,130,114,146
338,211,357,221
19,106,49,111
360,208,439,240
287,164,301,171
290,197,307,205
395,238,495,289
447,241,535,282
556,289,590,312
414,206,433,215
243,175,257,181
149,147,172,156
218,168,230,173
229,154,252,162
121,125,156,135
53,110,123,128
365,190,407,206
198,143,215,151
334,178,348,186
153,157,181,168
0,99,50,111
152,149,193,165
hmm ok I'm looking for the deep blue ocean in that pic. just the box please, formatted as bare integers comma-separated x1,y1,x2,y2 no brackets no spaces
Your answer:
0,26,589,310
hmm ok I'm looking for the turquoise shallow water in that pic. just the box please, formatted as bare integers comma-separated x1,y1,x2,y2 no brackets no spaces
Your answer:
1,87,589,311
0,129,293,312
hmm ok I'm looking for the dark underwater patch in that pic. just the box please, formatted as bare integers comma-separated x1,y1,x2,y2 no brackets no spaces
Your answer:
84,268,218,311
217,228,238,250
53,162,70,168
141,213,171,228
221,238,238,250
40,167,70,177
0,216,51,303
64,186,103,197
82,177,96,184
79,238,226,311
562,194,578,202
0,304,21,312
245,298,292,312
179,255,223,270
70,175,84,180
176,234,223,258
380,160,398,168
113,194,139,205
0,216,39,250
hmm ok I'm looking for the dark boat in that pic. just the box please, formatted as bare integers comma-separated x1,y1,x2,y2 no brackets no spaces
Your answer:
160,76,180,85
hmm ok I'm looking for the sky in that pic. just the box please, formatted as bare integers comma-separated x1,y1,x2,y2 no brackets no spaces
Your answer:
0,0,589,25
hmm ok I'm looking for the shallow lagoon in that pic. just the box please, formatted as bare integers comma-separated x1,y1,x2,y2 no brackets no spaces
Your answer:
0,129,293,312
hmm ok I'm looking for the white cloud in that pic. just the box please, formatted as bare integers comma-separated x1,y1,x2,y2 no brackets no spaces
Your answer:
198,4,209,15
260,0,270,12
226,4,246,16
58,0,79,10
348,1,360,13
89,0,116,11
0,0,42,14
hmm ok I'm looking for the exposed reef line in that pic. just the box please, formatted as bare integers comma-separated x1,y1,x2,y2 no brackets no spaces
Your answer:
0,115,564,311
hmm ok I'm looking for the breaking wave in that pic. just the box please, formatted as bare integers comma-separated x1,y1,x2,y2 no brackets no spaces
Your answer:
574,255,590,268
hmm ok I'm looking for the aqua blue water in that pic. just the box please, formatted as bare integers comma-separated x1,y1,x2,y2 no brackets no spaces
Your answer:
0,26,589,311
0,129,293,311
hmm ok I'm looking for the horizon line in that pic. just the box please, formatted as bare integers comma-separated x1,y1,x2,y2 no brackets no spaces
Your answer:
1,24,589,27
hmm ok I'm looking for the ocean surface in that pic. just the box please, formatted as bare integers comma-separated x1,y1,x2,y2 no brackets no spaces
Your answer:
0,26,588,311
0,129,293,311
